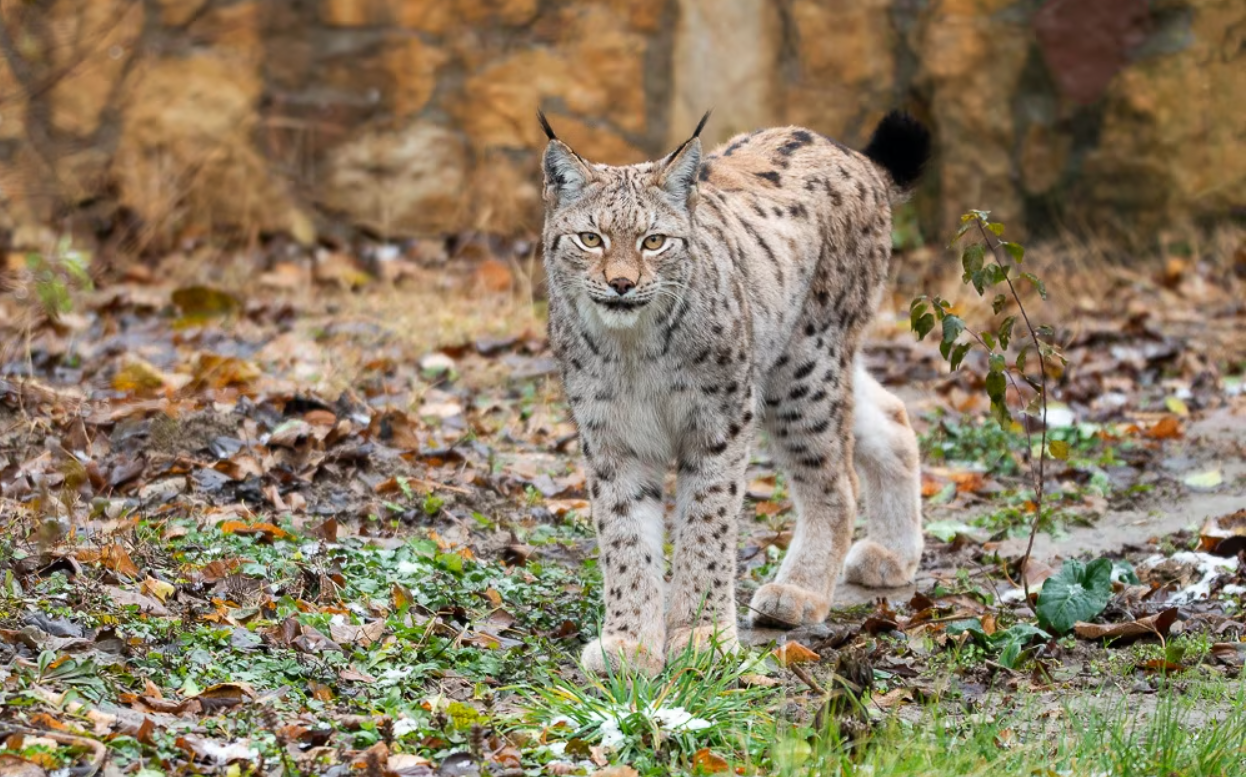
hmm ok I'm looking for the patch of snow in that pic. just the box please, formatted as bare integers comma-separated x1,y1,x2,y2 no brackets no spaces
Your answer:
1142,551,1240,603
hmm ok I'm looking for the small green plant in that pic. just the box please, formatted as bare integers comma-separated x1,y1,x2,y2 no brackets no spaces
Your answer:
946,619,1051,669
1035,557,1113,634
911,210,1067,596
23,236,93,320
518,643,778,768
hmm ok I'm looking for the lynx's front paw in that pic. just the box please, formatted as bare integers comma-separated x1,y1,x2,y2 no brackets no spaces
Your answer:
843,540,918,588
749,583,830,628
666,625,740,663
581,635,664,676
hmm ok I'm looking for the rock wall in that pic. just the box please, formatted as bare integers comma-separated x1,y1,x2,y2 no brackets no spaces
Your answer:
0,0,1242,248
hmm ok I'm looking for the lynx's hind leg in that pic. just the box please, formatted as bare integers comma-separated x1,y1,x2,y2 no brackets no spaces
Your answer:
749,333,857,627
843,361,923,587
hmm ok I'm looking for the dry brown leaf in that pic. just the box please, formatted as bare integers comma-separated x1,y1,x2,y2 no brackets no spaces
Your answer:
1144,416,1183,440
104,585,170,616
592,767,640,777
739,673,780,688
77,542,141,578
772,642,819,666
1073,608,1178,644
1199,509,1246,557
219,521,290,542
691,748,730,774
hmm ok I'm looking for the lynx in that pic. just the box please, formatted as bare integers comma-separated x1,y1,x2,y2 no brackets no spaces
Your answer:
539,110,931,674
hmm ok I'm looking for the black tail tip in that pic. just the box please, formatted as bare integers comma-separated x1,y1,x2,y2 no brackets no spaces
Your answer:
862,111,931,190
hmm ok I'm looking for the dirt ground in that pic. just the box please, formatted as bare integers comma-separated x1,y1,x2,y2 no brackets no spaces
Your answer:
1,233,1244,775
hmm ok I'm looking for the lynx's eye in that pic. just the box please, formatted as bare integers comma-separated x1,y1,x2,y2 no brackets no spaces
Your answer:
578,232,603,248
642,234,667,251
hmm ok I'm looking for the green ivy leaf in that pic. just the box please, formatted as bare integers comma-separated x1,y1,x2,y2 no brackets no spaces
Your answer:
1036,558,1113,634
992,294,1007,314
1022,272,1047,299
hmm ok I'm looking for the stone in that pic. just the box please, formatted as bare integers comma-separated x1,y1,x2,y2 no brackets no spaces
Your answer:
47,0,145,137
384,36,447,118
112,53,308,240
456,5,647,150
1082,0,1246,229
914,0,1031,234
1019,123,1071,197
324,0,538,31
671,0,782,146
1034,0,1150,105
782,0,895,144
318,120,469,236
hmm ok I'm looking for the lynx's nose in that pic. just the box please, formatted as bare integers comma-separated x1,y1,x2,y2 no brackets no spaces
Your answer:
608,277,636,296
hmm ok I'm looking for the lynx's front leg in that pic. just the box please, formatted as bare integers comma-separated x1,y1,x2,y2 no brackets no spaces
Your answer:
580,440,668,675
666,401,755,661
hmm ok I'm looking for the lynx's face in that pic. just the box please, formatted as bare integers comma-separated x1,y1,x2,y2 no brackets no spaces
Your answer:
540,120,703,330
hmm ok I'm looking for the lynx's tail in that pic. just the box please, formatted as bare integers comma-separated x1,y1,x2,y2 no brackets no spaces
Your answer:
862,111,931,198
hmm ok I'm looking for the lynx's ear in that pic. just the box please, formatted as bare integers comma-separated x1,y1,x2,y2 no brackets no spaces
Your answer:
539,111,595,206
655,111,710,208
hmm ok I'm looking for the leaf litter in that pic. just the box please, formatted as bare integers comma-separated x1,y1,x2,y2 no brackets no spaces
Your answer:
1,236,1244,774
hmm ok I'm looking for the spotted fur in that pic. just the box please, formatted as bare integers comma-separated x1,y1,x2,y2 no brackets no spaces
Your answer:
540,111,931,675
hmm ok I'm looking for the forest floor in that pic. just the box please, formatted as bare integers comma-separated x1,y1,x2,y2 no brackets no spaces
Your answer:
1,229,1245,776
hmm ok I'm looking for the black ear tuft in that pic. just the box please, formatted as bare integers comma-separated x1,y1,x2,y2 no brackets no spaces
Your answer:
862,111,931,190
537,109,557,142
692,110,712,139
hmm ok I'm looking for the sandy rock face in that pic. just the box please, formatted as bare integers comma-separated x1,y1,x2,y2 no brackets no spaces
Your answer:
0,0,1241,245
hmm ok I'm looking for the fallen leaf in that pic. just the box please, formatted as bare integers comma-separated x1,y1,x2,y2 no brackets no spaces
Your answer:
1184,469,1223,489
172,286,241,323
872,687,913,709
1145,416,1183,440
1200,509,1246,557
219,521,290,543
104,585,170,616
112,357,173,394
772,642,819,666
1136,659,1185,674
1164,396,1190,417
692,748,730,774
592,768,640,777
0,753,51,776
1072,608,1178,645
142,576,175,602
739,673,780,688
950,470,986,493
78,542,141,578
329,620,385,647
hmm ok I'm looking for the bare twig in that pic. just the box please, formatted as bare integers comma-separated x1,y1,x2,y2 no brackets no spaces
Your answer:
789,662,826,696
